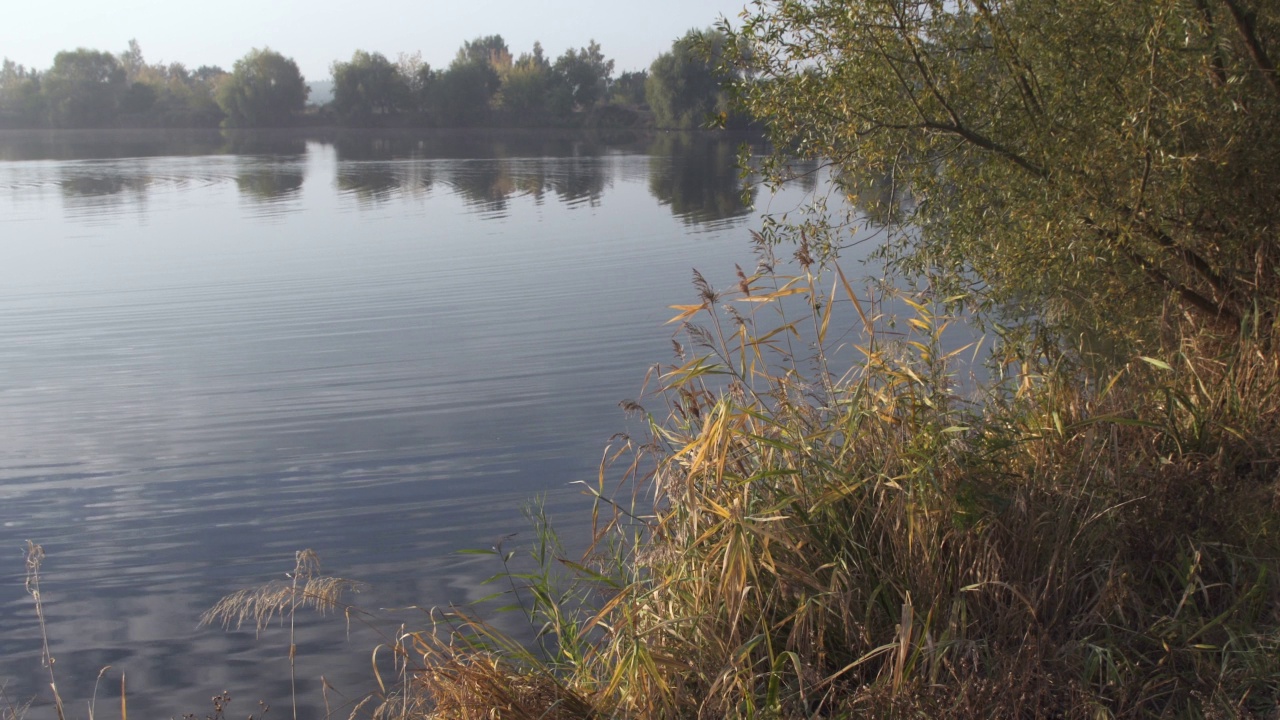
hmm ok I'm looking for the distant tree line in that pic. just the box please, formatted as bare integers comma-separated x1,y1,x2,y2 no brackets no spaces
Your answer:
1,41,226,128
0,29,749,131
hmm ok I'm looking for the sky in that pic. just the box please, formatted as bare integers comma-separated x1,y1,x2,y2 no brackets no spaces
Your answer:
3,0,752,81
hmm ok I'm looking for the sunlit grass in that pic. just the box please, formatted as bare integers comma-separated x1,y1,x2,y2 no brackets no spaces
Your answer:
378,241,1280,718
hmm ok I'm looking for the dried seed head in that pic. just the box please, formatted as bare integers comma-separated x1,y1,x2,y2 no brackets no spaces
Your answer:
692,269,720,304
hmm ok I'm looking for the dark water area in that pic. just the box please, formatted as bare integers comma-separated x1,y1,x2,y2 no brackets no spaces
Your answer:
0,128,860,718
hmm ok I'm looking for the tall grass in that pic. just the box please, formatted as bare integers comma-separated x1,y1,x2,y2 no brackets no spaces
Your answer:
202,549,362,720
21,542,129,720
381,240,1280,718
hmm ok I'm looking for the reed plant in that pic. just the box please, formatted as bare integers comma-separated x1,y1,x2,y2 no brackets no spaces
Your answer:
383,238,1280,718
21,542,131,720
202,549,362,720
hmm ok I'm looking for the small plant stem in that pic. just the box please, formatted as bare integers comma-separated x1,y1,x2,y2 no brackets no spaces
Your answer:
25,541,65,720
290,552,301,720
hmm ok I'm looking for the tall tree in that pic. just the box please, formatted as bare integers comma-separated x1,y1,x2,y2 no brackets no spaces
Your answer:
457,35,511,72
727,0,1280,349
216,48,307,127
435,60,495,125
611,70,648,106
395,51,432,115
498,44,555,115
331,50,410,125
646,29,735,129
0,59,44,127
119,39,147,82
42,48,126,127
553,40,614,109
431,36,509,125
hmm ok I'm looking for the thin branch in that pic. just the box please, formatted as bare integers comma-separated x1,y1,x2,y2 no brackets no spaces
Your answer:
1083,216,1239,326
886,3,1049,178
921,120,1048,177
1195,0,1230,86
973,0,1045,117
1123,248,1240,326
1221,0,1280,96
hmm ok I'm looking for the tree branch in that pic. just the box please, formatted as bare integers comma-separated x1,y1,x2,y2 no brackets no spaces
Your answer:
887,3,1048,178
1141,221,1230,296
1221,0,1280,97
922,120,1049,177
1123,248,1240,326
1083,216,1239,327
1194,0,1230,86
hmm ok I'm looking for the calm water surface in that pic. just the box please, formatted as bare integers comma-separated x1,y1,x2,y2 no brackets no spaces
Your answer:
0,129,845,717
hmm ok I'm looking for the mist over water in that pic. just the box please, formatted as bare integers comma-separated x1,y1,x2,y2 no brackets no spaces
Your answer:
0,129,847,718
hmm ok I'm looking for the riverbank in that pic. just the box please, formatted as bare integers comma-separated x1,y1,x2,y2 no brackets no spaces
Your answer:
371,256,1280,718
15,241,1280,720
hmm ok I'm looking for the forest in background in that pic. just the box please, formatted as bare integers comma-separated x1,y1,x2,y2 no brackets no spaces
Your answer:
0,30,747,131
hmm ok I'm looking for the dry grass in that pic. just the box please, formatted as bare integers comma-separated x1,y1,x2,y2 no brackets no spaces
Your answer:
372,243,1280,718
202,549,362,720
201,550,361,633
25,541,66,720
378,631,596,720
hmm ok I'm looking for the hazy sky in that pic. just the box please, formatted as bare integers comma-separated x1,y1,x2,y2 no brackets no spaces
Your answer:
5,0,751,80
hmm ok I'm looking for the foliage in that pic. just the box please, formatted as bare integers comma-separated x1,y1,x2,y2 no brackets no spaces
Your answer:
119,80,157,115
42,48,126,128
400,55,438,119
435,59,498,127
553,40,615,110
331,50,411,126
610,70,648,107
726,0,1280,354
421,36,511,126
3,42,225,128
113,42,227,127
8,33,639,129
151,63,227,127
216,48,308,128
457,35,512,72
497,43,556,116
0,59,45,128
647,29,742,129
119,39,147,83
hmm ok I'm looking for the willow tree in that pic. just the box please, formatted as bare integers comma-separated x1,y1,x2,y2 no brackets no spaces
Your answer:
728,0,1280,351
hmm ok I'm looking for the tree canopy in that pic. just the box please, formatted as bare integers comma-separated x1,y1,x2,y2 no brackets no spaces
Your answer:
331,50,410,124
727,0,1280,352
554,40,614,109
43,49,126,128
647,29,742,129
2,33,676,129
0,60,45,127
498,44,556,115
216,48,308,128
610,70,648,106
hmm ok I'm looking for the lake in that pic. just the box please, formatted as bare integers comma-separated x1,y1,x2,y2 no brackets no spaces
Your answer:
0,128,846,718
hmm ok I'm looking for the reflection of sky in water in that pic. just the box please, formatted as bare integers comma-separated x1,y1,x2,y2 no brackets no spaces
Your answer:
0,132,862,718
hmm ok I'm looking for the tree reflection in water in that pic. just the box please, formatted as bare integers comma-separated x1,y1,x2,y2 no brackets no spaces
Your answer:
647,133,757,225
